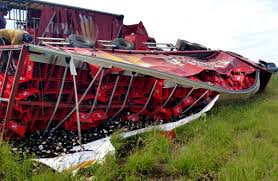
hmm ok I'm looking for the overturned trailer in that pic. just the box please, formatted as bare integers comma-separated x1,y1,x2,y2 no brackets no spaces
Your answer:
0,0,276,157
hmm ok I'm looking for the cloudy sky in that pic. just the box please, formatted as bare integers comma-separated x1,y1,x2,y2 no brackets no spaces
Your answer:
10,0,278,64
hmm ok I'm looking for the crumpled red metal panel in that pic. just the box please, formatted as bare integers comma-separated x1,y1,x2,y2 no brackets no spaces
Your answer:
123,21,149,37
207,51,256,75
91,50,256,77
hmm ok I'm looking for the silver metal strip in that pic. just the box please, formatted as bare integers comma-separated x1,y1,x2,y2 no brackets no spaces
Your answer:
177,88,194,106
44,65,68,132
105,75,120,114
51,67,103,132
87,69,104,115
72,74,83,149
41,41,70,45
37,37,66,41
162,84,177,107
182,90,209,114
109,74,134,121
136,80,158,115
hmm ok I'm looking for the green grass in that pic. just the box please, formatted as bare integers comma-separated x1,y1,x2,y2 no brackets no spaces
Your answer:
0,143,74,181
0,76,277,180
87,75,278,180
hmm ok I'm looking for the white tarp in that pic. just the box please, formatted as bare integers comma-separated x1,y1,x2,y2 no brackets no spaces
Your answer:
35,137,115,172
35,95,219,172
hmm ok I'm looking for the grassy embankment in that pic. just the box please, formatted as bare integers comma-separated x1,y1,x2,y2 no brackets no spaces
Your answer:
0,76,277,180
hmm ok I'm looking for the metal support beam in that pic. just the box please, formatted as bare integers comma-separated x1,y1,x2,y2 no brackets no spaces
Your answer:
109,74,134,121
136,80,158,115
0,50,13,115
51,67,103,132
162,84,177,107
182,90,209,114
177,88,194,106
72,73,83,149
0,46,27,143
87,69,104,115
105,75,120,114
44,64,68,132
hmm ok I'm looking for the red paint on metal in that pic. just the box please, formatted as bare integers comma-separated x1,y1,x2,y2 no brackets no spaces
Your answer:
8,120,26,137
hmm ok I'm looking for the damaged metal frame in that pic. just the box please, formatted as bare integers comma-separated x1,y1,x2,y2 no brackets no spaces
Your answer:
27,44,261,100
0,45,26,142
0,44,262,142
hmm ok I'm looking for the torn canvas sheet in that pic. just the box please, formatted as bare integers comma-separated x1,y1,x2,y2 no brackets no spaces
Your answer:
35,95,219,172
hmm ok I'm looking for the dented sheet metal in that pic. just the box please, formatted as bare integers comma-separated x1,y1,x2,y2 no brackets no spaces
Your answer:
62,48,257,77
95,52,256,77
28,45,261,96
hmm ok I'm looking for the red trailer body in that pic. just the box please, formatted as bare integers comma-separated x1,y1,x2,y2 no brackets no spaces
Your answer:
0,1,275,158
